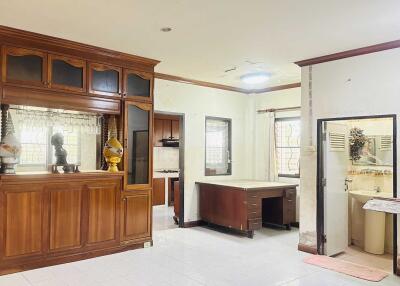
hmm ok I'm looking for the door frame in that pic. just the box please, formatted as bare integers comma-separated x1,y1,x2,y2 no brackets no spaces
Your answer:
316,114,397,274
153,111,185,228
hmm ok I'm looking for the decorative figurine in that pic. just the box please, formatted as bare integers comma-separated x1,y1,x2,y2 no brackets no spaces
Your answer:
0,111,21,174
103,116,123,172
51,133,68,165
50,133,80,174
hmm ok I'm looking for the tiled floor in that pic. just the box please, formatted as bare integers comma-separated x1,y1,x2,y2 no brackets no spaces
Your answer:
336,246,393,272
0,227,399,286
152,205,178,231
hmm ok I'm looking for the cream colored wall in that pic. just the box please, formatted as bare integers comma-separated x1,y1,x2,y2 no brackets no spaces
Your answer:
154,79,254,222
252,88,301,221
299,48,400,259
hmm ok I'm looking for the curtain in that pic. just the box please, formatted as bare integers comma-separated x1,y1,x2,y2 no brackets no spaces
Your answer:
267,112,278,181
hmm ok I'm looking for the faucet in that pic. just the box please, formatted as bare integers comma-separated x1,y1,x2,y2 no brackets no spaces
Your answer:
374,186,381,193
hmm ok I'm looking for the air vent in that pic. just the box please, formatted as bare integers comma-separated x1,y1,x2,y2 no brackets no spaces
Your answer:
380,135,392,151
329,132,346,151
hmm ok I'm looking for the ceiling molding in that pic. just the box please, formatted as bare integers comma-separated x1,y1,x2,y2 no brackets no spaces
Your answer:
155,72,248,94
249,82,301,94
155,72,300,95
295,39,400,67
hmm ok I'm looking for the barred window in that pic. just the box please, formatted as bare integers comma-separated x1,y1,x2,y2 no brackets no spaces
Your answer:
275,117,300,178
205,117,232,176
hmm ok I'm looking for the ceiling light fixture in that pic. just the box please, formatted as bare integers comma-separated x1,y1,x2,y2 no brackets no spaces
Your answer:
240,72,270,85
161,27,172,32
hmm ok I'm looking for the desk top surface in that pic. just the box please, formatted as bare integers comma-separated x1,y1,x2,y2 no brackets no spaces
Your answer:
196,180,297,190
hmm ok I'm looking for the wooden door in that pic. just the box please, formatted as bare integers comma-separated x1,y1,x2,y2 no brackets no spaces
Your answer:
152,178,165,206
171,120,179,140
2,46,47,87
88,62,121,97
86,181,119,245
48,54,86,93
121,192,151,241
47,183,83,252
123,69,153,102
154,118,163,147
1,186,45,258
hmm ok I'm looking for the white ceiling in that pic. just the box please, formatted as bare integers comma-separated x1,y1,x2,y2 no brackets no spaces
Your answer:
0,0,399,89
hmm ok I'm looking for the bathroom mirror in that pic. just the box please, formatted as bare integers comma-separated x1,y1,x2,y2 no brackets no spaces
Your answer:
352,135,393,166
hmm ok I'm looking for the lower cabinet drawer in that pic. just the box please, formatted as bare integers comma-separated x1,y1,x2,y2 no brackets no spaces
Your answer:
247,209,261,219
248,218,262,230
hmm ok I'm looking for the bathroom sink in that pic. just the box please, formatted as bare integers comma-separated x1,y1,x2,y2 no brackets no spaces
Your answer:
349,190,392,255
349,190,392,204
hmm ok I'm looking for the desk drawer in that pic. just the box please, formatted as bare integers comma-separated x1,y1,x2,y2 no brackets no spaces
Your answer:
248,218,262,230
247,209,261,219
247,201,260,211
285,189,296,200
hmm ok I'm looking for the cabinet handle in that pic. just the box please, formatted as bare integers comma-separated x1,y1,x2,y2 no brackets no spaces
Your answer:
251,203,257,206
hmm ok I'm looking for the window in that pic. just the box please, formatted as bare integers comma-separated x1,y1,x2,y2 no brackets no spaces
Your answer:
275,117,300,178
205,117,232,176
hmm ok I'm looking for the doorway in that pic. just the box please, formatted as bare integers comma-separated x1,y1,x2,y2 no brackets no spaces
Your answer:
316,115,398,274
152,112,185,231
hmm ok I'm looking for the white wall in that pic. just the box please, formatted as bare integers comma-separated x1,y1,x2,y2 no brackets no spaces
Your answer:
154,79,254,222
252,88,301,220
299,48,400,261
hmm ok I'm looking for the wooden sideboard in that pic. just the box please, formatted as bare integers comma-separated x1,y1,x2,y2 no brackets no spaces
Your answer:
0,172,152,274
0,25,159,274
197,181,297,238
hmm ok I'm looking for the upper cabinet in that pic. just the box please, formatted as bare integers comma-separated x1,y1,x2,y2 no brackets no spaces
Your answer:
123,70,153,102
89,63,122,97
124,102,153,190
2,46,47,87
48,54,86,93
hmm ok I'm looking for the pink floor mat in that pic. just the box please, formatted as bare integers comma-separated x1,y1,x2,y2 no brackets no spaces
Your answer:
303,255,389,282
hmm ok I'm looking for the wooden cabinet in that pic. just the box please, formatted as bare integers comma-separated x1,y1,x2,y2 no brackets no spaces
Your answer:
121,191,151,241
47,183,83,252
154,118,164,147
153,178,165,206
173,180,180,224
123,70,152,101
48,54,86,93
153,115,180,147
124,102,153,189
1,185,45,258
2,46,47,87
87,181,119,245
89,63,122,97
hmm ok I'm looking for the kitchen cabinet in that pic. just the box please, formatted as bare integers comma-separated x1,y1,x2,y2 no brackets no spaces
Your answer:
153,116,180,147
123,69,152,102
2,46,47,87
121,191,151,241
152,178,165,206
48,54,86,93
124,101,153,190
89,63,121,97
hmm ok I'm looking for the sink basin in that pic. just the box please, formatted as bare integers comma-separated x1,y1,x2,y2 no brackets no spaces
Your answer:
349,190,392,204
349,190,392,255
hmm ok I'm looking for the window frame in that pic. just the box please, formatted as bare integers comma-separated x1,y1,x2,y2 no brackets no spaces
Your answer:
275,116,301,179
204,116,232,176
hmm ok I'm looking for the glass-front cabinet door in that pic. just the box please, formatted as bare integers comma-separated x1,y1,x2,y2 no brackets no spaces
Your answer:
89,63,121,97
124,102,153,189
2,46,47,87
48,54,86,92
123,70,152,102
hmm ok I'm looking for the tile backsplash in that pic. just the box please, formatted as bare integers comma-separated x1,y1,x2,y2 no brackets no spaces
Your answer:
153,147,179,170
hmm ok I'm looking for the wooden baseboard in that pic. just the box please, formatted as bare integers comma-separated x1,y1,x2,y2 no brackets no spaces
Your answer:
298,243,318,255
183,220,205,228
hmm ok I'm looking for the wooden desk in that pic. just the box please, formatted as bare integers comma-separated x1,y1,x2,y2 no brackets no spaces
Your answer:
196,180,297,238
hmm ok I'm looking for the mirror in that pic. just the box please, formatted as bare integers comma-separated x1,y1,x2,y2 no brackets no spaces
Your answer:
352,135,393,166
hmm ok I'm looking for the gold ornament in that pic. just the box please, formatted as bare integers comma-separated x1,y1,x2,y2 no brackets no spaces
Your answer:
103,116,123,172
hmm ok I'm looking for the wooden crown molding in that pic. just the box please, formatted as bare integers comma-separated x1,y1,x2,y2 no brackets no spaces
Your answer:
295,39,400,67
0,25,160,71
155,72,300,95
